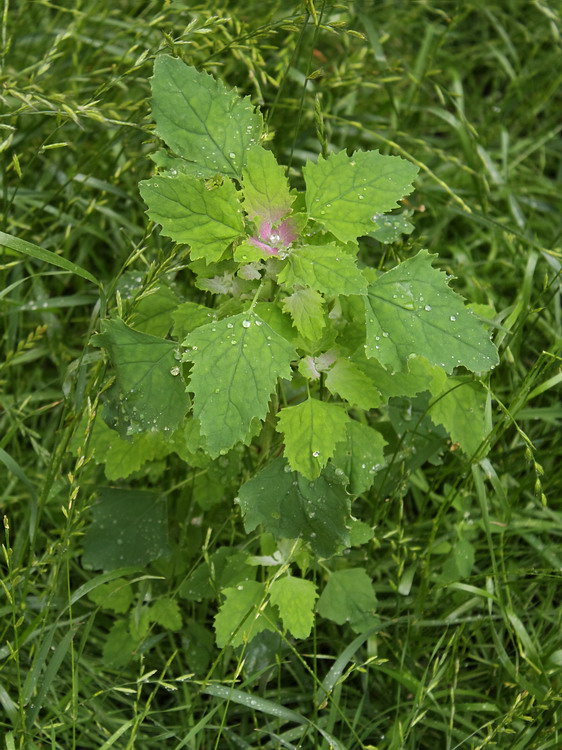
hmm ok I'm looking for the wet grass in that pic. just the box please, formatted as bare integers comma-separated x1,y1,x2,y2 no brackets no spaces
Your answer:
1,1,561,748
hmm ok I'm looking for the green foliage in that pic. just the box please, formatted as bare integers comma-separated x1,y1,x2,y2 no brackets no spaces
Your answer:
82,488,170,570
182,312,295,456
269,576,318,639
364,250,499,373
214,581,275,648
277,243,367,296
92,318,189,436
303,150,418,243
276,397,350,479
237,458,351,557
4,4,560,747
282,286,326,340
88,55,500,647
316,568,377,633
242,146,294,223
139,174,245,262
150,54,262,178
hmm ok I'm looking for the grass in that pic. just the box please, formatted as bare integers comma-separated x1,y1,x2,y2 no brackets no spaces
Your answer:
1,0,561,748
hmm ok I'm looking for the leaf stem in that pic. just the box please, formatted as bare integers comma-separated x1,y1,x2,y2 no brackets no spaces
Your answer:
248,280,265,312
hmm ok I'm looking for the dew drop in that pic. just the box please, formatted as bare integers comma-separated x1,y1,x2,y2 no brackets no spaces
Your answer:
450,315,456,321
242,319,251,328
312,450,320,458
424,305,432,311
170,366,180,376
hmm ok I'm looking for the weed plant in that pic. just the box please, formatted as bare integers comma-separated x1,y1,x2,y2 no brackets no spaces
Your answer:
1,1,561,748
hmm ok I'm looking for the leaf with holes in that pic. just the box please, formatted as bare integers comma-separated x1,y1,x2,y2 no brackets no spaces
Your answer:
364,250,499,373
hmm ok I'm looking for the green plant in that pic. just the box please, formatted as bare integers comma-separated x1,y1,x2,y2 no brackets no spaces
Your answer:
87,54,499,653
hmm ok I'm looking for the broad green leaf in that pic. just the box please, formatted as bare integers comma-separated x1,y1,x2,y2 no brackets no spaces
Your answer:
254,302,299,344
428,377,489,457
317,568,377,633
454,536,476,578
349,519,375,546
332,421,387,495
171,301,218,340
282,287,326,341
233,241,267,263
269,577,318,639
92,319,189,434
149,598,182,631
139,174,244,263
335,295,368,355
87,578,133,614
441,535,476,583
353,352,447,403
129,607,151,641
278,243,367,296
237,458,351,558
180,548,255,602
184,622,215,675
182,312,295,456
131,284,179,337
88,416,171,480
276,398,350,480
166,417,209,467
102,621,135,668
370,213,414,244
385,392,448,472
149,148,206,177
325,357,381,410
92,319,189,436
364,250,499,373
151,55,262,179
82,489,169,571
303,150,418,243
242,146,293,223
214,581,276,648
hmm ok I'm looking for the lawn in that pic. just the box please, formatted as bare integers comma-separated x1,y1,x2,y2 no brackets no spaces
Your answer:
1,1,561,748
